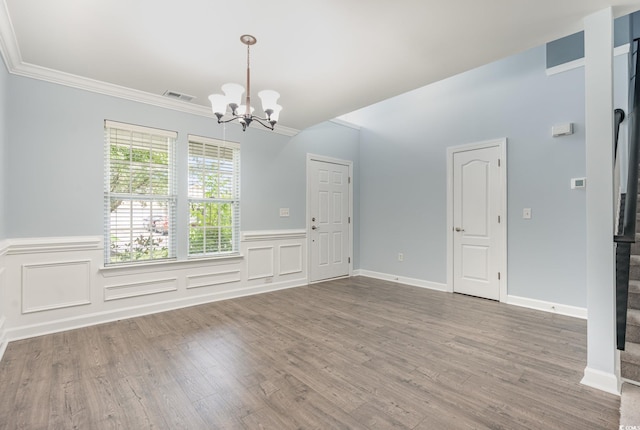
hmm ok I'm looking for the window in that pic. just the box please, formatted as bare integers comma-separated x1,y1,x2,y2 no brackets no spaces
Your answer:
188,135,240,257
104,121,176,264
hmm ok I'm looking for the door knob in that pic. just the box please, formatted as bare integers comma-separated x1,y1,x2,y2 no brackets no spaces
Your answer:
312,225,318,230
455,227,465,232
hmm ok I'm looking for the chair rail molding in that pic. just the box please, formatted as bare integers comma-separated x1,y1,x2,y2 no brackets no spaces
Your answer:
5,236,102,255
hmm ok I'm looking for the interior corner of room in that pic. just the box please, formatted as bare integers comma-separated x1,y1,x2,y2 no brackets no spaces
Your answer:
0,2,639,428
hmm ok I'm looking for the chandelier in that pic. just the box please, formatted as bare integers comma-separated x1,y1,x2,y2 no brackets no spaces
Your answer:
209,35,282,131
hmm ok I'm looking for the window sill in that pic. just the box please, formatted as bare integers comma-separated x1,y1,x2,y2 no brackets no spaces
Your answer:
100,253,243,277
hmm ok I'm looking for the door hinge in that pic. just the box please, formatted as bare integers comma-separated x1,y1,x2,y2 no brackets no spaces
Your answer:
498,272,501,280
348,177,351,184
348,257,351,263
348,216,351,223
498,215,501,223
498,158,501,167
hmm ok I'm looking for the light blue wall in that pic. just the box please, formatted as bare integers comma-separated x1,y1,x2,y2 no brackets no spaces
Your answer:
0,60,7,240
6,74,247,239
2,40,626,307
343,45,589,307
242,121,360,265
242,122,359,230
4,73,360,263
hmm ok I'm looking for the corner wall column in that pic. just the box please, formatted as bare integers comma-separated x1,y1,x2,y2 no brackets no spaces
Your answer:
582,6,619,395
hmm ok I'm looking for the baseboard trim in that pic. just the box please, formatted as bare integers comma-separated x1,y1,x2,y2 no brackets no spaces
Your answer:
622,377,640,387
507,295,587,319
4,277,307,343
354,269,447,292
354,270,586,319
0,316,7,363
581,366,621,396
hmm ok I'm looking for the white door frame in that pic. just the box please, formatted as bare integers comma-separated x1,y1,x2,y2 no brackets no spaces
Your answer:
446,138,508,301
306,153,354,283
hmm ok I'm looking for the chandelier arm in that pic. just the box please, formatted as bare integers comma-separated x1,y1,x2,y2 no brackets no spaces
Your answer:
250,117,275,130
217,115,243,124
216,114,275,131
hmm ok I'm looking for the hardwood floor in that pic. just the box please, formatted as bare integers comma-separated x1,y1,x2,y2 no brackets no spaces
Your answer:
0,276,621,429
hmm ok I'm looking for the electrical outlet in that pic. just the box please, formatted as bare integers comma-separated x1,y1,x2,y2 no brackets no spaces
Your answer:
398,253,404,262
279,208,289,217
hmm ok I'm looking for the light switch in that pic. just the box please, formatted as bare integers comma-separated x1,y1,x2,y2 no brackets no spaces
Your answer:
523,208,532,219
279,208,290,217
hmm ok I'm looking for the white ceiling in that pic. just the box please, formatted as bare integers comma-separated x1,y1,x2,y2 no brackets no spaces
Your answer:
2,0,640,132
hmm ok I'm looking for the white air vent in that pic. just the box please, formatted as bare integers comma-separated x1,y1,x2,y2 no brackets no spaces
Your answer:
162,90,196,102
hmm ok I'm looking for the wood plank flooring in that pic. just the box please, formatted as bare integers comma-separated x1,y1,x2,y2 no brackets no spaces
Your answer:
0,276,621,429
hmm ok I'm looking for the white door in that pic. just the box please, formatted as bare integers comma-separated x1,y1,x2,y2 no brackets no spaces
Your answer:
309,159,350,283
452,145,502,300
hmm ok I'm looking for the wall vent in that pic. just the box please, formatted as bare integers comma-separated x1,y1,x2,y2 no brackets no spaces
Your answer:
162,90,196,102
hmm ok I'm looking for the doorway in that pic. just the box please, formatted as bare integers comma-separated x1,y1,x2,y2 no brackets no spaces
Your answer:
307,155,353,283
447,139,507,301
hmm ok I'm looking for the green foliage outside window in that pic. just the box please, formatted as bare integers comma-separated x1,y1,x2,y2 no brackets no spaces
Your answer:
110,234,169,263
188,202,234,255
188,140,238,257
106,126,174,264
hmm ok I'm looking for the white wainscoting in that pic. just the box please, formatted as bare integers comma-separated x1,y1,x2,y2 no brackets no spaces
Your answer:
185,270,242,290
0,230,308,353
22,260,92,313
104,277,179,302
279,244,303,276
246,246,275,280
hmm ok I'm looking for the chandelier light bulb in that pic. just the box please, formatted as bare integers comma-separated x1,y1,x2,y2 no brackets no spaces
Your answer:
258,90,280,113
208,94,228,117
221,83,245,112
269,104,283,123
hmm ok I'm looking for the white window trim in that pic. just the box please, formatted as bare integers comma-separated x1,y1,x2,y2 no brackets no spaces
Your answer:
104,120,178,265
187,134,241,258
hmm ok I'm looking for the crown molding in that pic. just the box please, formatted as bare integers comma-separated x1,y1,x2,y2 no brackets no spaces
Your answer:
0,0,19,72
0,3,299,137
10,61,299,137
330,118,362,130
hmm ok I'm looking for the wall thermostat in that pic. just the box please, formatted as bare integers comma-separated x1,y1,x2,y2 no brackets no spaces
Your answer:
571,177,586,189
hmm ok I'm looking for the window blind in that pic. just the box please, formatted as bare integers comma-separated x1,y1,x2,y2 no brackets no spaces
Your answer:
187,134,240,256
104,121,177,264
